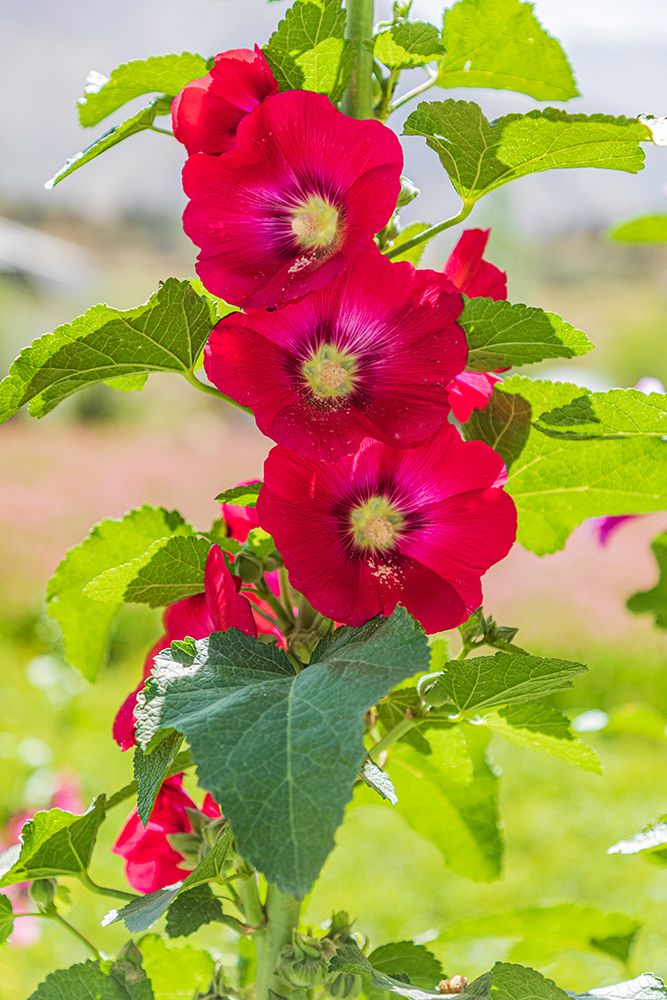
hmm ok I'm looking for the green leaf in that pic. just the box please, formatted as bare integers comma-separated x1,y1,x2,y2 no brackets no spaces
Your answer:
608,816,667,861
368,941,443,989
87,534,211,608
136,608,429,896
384,223,433,265
461,298,592,372
374,23,444,70
438,0,578,101
330,942,441,1000
0,278,216,423
484,703,601,773
533,386,667,440
0,894,13,944
30,956,154,1000
46,97,171,189
584,976,667,1000
0,797,105,887
377,688,431,753
264,0,351,102
627,532,667,629
138,935,214,1000
465,377,667,554
404,101,650,202
609,214,667,244
426,651,587,713
387,727,502,882
107,829,232,933
215,483,262,507
47,505,191,680
459,962,570,1000
78,53,207,127
165,884,224,939
134,732,183,826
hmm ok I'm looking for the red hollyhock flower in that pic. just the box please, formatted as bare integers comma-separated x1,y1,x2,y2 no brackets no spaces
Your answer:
113,775,221,893
444,229,508,423
183,90,403,308
172,46,278,155
113,545,255,751
258,425,517,633
205,246,467,460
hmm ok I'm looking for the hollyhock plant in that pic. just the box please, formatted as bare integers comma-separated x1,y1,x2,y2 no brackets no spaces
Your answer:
205,246,467,459
172,46,278,155
443,229,509,423
258,424,517,633
113,544,256,751
113,775,220,893
182,90,403,308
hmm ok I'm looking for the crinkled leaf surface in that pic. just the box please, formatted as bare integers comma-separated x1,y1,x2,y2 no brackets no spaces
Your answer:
134,731,183,825
484,703,601,773
368,941,443,989
165,883,223,939
533,387,667,440
404,101,649,202
426,652,586,713
87,534,211,608
30,954,153,1000
461,298,592,371
627,532,667,629
438,0,577,100
78,53,207,127
46,98,171,188
0,797,105,887
47,505,191,680
0,279,217,422
135,608,429,896
330,942,442,1000
465,377,667,553
374,22,444,70
609,214,667,243
264,0,351,102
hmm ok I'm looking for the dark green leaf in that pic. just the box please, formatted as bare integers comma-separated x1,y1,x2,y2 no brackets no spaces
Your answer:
30,958,153,1000
330,942,441,1000
88,534,211,608
609,214,667,244
404,101,650,202
0,797,105,887
215,483,262,507
264,0,351,102
46,98,171,188
377,688,431,753
78,53,207,127
465,377,667,554
108,829,232,933
426,652,586,713
0,278,216,422
438,0,577,100
47,505,191,680
135,608,429,896
374,23,444,70
0,894,13,944
485,703,601,772
368,941,443,989
134,732,183,825
461,298,592,372
628,532,667,629
165,884,224,938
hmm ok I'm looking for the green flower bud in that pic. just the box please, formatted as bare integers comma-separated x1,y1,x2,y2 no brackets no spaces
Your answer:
326,973,363,999
279,933,331,990
29,878,57,912
236,552,264,584
396,175,420,208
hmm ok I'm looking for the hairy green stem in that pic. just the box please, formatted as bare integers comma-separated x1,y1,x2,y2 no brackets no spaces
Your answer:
255,885,302,1000
50,909,102,960
385,201,475,260
79,870,137,902
389,66,439,114
343,0,375,119
182,368,251,412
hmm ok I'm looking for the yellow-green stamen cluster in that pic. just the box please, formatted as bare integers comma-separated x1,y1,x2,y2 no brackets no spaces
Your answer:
291,195,340,249
302,343,358,399
349,495,404,551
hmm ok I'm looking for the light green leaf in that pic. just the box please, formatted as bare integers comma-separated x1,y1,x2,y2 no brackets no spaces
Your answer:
330,942,441,1000
87,534,211,608
134,732,183,825
0,278,216,423
388,728,502,882
215,483,262,507
404,101,650,202
47,505,191,680
138,935,214,1000
369,941,442,991
108,830,232,933
46,97,171,189
0,797,105,887
374,23,444,70
627,532,667,629
465,377,667,554
608,816,667,861
438,0,577,100
78,53,207,127
264,0,350,102
384,223,433,265
609,214,667,244
135,608,429,896
0,894,13,944
459,962,570,1000
485,703,601,773
461,298,592,372
426,651,586,713
533,386,667,440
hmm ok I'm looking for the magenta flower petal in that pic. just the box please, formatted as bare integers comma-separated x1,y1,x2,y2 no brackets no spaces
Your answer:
443,228,507,301
205,246,466,458
258,425,517,633
183,91,403,308
172,46,278,155
448,370,502,423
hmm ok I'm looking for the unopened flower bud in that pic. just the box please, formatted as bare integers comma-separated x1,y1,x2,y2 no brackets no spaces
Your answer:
279,933,331,989
396,175,420,208
29,878,57,912
236,552,264,584
326,972,362,999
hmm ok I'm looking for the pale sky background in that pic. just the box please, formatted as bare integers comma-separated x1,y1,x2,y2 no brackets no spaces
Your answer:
1,0,665,229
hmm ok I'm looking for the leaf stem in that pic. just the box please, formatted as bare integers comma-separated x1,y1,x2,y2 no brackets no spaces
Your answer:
49,909,102,961
388,66,439,114
182,368,250,412
343,0,375,119
369,715,418,759
385,201,475,259
79,871,138,903
149,124,174,137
